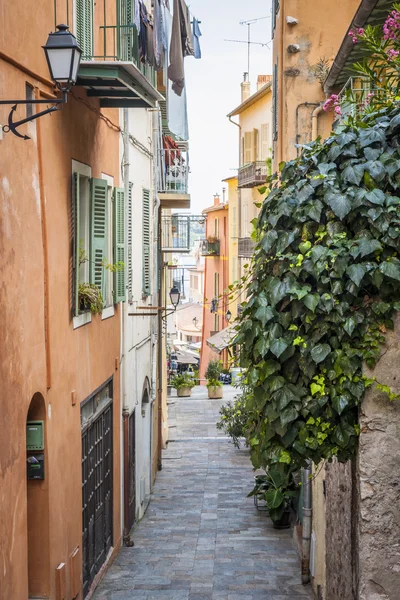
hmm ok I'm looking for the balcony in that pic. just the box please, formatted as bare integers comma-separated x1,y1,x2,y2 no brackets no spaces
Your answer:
337,77,375,121
76,3,163,109
238,237,255,258
158,145,191,209
162,215,191,252
201,238,220,257
238,161,268,189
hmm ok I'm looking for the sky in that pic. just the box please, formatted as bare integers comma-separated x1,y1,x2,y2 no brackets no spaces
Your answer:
184,0,273,215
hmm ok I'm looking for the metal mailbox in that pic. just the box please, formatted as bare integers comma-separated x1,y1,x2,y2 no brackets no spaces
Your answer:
26,420,44,450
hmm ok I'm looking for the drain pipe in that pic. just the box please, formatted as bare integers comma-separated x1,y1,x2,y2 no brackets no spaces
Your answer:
122,107,134,547
311,104,324,141
301,460,312,584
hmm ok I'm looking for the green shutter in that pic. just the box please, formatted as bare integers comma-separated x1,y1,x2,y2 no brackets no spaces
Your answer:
113,187,126,303
142,188,151,297
72,173,80,317
90,178,108,302
127,182,133,302
76,0,93,59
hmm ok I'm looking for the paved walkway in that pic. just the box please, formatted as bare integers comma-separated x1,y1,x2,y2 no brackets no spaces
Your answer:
93,386,312,600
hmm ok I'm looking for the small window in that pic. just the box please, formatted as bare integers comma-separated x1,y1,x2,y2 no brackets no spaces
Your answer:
26,83,34,118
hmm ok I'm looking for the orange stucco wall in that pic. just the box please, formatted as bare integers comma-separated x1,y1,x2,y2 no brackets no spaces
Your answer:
0,2,122,599
272,0,360,169
200,199,229,381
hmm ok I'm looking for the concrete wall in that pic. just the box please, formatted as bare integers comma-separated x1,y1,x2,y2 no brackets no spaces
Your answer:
359,322,400,600
324,460,355,600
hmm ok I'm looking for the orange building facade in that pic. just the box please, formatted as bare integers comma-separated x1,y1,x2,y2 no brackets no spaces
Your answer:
199,195,229,381
0,1,161,598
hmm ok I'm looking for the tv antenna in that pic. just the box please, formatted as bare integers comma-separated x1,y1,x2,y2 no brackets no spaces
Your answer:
224,16,271,76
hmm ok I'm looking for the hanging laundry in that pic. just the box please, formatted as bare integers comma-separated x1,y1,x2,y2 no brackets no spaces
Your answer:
192,17,202,59
134,0,141,33
139,1,149,63
146,13,156,68
163,1,189,140
153,0,165,71
168,0,194,96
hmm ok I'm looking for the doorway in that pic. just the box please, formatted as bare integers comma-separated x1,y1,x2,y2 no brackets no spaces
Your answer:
81,381,113,597
128,411,136,531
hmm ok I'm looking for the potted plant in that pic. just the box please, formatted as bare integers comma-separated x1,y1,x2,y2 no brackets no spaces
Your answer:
78,283,104,315
170,373,195,397
262,465,298,529
205,360,223,399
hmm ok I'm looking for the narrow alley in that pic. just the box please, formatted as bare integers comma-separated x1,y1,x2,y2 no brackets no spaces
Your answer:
93,387,312,600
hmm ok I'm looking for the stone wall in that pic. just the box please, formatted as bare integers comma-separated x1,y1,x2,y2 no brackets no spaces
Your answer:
358,323,400,600
325,459,356,600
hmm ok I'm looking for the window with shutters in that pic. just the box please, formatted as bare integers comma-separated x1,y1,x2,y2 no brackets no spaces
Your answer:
253,128,259,161
72,163,125,323
243,131,253,164
261,123,271,160
75,0,94,60
142,188,151,297
273,62,278,141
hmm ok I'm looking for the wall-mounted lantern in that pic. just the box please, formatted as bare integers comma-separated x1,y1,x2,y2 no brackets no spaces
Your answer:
225,310,232,323
0,24,82,140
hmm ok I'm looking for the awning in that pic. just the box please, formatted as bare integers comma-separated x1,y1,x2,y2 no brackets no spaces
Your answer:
206,325,237,353
175,352,199,365
77,62,164,108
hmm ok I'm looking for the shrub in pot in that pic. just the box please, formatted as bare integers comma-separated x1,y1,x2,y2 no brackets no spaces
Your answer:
254,465,298,529
205,360,223,399
170,373,195,397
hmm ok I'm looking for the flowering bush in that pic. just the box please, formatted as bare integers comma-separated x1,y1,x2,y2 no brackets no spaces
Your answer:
324,4,400,119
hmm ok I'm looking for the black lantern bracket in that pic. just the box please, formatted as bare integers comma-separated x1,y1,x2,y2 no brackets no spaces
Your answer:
0,94,67,140
0,24,81,140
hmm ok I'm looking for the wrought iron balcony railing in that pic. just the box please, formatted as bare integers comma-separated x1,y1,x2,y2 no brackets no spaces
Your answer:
201,239,220,256
338,76,374,120
238,237,255,258
162,215,191,252
158,147,189,195
238,161,268,188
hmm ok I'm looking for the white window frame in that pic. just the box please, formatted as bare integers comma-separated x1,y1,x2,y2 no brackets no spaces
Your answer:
72,160,92,329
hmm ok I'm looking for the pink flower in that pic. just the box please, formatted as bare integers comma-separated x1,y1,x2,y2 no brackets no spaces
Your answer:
334,105,342,115
387,48,400,60
383,10,400,40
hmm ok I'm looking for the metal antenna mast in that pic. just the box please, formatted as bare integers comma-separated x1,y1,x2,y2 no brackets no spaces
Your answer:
224,16,271,77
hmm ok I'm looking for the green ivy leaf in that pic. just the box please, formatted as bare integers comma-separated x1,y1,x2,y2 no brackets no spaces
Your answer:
310,343,331,364
379,260,400,281
270,338,289,358
303,294,319,312
332,394,349,415
346,264,366,286
326,192,352,220
280,404,300,427
261,230,278,252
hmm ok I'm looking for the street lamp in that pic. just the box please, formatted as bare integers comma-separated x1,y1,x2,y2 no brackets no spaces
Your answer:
0,24,82,140
225,309,232,323
43,24,82,92
169,286,181,309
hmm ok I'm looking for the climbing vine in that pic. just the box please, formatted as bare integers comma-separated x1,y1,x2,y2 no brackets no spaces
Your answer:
235,105,400,480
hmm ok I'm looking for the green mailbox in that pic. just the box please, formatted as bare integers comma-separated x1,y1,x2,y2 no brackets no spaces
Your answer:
26,421,44,451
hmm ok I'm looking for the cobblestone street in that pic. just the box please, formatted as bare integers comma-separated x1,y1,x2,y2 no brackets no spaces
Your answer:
93,386,312,600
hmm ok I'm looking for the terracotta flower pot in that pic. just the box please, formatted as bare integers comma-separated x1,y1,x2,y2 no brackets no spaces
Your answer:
208,386,223,399
177,387,192,397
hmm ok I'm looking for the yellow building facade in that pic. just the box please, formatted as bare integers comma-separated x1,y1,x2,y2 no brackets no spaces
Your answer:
226,75,273,318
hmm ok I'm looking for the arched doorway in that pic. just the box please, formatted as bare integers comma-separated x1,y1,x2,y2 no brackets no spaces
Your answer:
26,393,50,598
